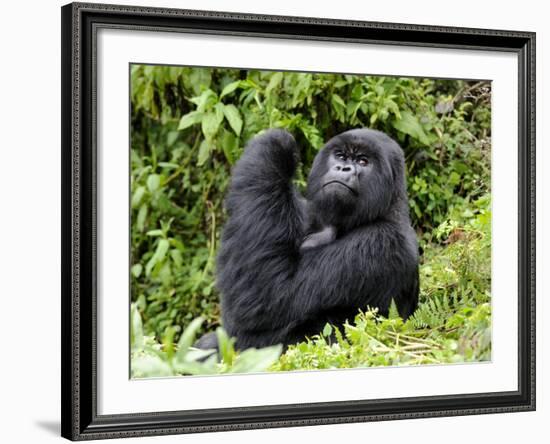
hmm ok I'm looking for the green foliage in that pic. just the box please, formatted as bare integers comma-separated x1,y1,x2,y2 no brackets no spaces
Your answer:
131,303,282,377
130,65,491,362
272,195,491,371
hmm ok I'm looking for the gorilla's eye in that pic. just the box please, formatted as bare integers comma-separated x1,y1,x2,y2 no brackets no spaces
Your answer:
357,156,369,166
335,151,348,161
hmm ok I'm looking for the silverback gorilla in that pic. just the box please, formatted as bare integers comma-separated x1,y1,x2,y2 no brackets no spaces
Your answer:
197,128,419,350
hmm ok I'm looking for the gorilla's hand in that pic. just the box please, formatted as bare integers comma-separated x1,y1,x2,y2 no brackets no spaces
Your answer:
300,225,336,251
224,129,301,218
251,129,299,180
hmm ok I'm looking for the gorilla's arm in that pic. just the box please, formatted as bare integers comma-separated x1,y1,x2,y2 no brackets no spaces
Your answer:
217,130,307,339
217,129,418,347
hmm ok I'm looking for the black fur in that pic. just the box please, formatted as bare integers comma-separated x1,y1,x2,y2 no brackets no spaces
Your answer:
210,128,419,349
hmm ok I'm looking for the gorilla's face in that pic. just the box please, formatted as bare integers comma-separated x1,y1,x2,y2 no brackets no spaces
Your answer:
307,129,405,230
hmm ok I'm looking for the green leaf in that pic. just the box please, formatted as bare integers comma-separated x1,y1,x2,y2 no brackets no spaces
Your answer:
322,323,333,338
197,140,212,167
220,80,241,98
177,111,204,130
201,112,221,141
334,327,348,348
221,130,239,164
162,326,177,360
299,121,323,149
214,102,225,125
187,68,212,95
136,204,148,232
189,89,217,112
230,345,282,374
145,229,163,237
185,348,216,362
130,304,144,350
449,171,461,186
216,327,236,366
131,186,146,209
157,162,179,169
146,174,160,193
331,93,346,109
131,264,143,278
370,113,378,125
166,131,179,146
265,72,283,96
175,317,205,362
131,355,173,378
388,299,400,320
170,249,183,268
145,238,170,276
392,111,431,145
174,355,218,375
223,104,243,136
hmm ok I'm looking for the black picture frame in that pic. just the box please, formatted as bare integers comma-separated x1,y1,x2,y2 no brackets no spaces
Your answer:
61,2,536,440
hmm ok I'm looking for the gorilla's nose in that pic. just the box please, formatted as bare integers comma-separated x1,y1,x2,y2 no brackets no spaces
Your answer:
333,164,356,177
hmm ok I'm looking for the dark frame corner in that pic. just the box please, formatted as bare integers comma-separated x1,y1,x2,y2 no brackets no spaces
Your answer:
61,2,535,440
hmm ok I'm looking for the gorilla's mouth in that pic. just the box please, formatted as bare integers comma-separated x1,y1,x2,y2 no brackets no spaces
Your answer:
322,180,358,196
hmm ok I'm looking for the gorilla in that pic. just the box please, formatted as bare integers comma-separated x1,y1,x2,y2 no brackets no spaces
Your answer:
196,128,419,350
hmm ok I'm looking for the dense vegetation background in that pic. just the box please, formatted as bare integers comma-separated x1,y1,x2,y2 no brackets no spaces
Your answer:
129,65,492,377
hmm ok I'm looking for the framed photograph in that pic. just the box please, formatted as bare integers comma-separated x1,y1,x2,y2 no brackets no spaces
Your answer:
61,2,536,440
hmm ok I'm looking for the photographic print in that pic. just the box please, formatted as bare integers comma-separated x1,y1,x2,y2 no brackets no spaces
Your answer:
129,65,492,378
62,4,535,439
